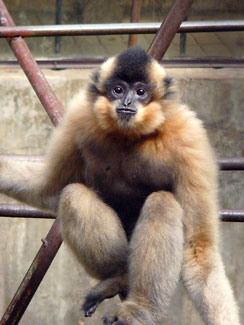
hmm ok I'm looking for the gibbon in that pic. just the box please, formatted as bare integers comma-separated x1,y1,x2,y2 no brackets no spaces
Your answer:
0,47,240,325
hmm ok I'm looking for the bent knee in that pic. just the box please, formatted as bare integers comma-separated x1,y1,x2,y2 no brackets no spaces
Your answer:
143,191,183,219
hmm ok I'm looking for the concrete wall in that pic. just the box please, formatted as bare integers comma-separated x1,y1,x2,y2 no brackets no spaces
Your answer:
1,0,244,60
0,67,243,324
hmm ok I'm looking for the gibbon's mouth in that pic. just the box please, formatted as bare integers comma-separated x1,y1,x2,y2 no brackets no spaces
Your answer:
116,107,137,115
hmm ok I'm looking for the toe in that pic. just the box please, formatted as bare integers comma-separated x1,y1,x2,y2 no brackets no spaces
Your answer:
103,316,118,325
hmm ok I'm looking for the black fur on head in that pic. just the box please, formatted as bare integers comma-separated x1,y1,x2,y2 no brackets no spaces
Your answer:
111,47,151,84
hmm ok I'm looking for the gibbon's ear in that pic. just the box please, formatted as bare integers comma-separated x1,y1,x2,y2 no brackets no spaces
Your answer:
147,59,176,101
87,57,117,98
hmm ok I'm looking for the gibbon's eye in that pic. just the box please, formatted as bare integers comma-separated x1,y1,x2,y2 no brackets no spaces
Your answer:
136,88,146,96
114,86,123,94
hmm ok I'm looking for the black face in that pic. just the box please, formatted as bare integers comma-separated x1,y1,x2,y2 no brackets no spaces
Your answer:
106,80,152,121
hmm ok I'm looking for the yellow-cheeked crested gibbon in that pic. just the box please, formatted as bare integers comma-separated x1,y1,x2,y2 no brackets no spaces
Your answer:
0,47,240,325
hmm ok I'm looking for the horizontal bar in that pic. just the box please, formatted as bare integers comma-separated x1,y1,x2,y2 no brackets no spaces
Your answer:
1,58,244,69
0,204,55,219
219,157,244,170
0,20,244,38
0,204,243,222
0,155,244,170
220,210,244,222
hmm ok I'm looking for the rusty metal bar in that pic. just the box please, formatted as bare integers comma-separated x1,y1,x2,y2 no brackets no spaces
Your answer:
1,20,244,38
1,155,243,171
128,0,142,47
0,1,64,324
0,219,62,325
0,204,55,219
0,0,64,126
2,57,244,69
148,0,194,61
0,204,244,222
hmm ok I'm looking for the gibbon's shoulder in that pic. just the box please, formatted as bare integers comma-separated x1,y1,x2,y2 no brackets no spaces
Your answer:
160,103,218,173
161,103,208,145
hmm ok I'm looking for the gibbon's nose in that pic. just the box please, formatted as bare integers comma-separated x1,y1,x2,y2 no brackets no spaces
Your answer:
124,98,132,107
123,91,133,107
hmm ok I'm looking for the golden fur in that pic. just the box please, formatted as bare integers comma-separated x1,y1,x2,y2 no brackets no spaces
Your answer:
0,48,240,324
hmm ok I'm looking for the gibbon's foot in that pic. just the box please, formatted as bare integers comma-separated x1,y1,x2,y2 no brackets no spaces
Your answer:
103,301,154,325
83,296,100,317
82,277,128,318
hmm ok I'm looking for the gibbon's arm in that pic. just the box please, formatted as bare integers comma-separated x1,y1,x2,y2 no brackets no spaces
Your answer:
173,117,240,324
0,107,84,213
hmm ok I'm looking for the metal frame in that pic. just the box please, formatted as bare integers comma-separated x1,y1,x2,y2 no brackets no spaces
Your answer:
0,0,243,323
1,20,244,38
2,57,244,69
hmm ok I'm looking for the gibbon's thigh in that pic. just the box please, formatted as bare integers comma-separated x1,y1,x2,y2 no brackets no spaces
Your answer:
58,183,128,280
104,191,184,324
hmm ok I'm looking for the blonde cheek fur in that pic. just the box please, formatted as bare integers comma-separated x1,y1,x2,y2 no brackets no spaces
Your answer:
93,96,166,136
93,96,118,131
133,101,165,135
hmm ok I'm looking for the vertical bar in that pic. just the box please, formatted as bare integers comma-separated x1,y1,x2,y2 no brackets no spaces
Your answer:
0,0,64,126
180,17,187,55
148,0,194,61
128,0,142,47
0,1,64,324
55,0,63,54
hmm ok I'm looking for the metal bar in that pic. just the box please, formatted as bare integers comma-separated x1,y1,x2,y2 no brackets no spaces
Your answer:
0,204,55,219
2,57,244,69
0,1,64,324
0,204,243,222
148,0,194,61
55,0,63,54
219,157,244,170
0,0,64,126
1,20,244,38
220,210,244,222
0,155,243,170
0,219,62,325
180,17,187,55
128,0,142,47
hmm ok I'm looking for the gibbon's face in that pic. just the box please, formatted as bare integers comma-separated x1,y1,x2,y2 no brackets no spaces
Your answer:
105,79,152,122
89,47,174,137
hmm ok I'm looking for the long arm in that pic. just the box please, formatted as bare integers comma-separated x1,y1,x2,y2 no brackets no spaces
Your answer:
0,118,83,213
175,129,240,325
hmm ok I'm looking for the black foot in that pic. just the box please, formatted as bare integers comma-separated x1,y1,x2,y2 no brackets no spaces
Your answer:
82,295,101,317
103,316,118,325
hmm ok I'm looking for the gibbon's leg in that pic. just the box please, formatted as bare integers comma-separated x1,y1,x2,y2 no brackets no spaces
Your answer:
182,229,240,325
103,191,184,325
58,183,128,280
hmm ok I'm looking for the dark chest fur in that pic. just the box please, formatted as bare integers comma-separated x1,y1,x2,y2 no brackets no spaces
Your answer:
80,137,174,236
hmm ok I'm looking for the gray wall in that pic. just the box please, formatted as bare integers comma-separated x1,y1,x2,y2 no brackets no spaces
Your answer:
0,68,243,324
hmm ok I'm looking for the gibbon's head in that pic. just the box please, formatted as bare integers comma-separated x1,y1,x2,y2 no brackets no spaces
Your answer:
88,47,175,137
